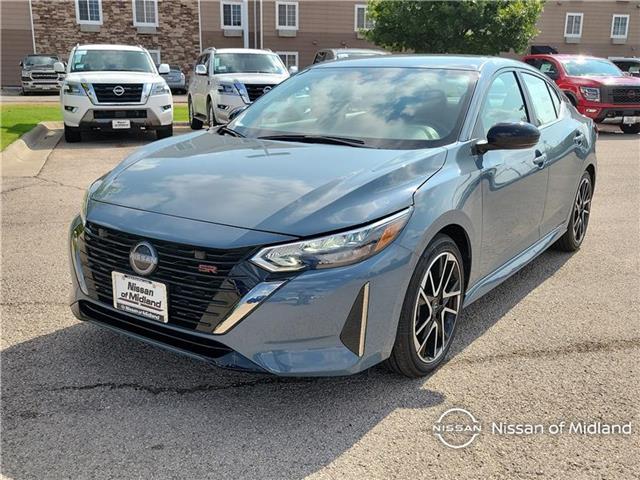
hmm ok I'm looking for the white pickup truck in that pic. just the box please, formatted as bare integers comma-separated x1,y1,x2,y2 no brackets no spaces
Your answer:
56,44,173,142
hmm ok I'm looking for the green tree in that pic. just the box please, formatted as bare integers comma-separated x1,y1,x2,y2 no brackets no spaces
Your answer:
365,0,544,55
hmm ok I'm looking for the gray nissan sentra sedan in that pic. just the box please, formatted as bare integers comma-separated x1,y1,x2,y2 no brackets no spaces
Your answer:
69,56,596,377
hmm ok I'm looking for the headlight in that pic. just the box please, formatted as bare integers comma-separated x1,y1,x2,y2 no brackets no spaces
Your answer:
63,81,85,95
151,81,170,95
80,178,104,224
217,82,238,95
251,208,412,272
579,87,600,102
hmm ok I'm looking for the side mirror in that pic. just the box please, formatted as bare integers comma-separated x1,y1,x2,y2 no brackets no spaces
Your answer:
474,122,540,155
158,63,170,74
228,105,247,122
53,61,66,73
195,64,207,75
19,61,23,67
288,65,298,75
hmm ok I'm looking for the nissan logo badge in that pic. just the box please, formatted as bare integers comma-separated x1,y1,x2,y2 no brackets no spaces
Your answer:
129,241,158,276
263,86,272,94
113,85,125,96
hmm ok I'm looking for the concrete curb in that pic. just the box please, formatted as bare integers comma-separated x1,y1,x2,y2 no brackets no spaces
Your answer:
1,121,62,177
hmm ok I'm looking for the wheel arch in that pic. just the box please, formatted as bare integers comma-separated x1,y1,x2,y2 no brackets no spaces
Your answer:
585,163,596,190
436,224,472,291
563,90,578,107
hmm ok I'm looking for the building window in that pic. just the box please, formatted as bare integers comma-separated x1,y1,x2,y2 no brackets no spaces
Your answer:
276,1,298,30
221,1,243,29
277,51,298,69
132,0,158,27
75,0,102,25
611,14,629,39
564,13,583,38
354,4,373,31
147,49,161,65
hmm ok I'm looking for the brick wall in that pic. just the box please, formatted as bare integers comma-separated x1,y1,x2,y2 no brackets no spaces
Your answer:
30,0,201,74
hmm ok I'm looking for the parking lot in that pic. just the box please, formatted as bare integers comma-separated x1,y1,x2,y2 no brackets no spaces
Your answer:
1,128,639,478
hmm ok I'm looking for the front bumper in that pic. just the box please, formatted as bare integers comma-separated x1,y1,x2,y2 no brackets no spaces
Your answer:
68,208,414,376
62,93,173,128
577,102,640,123
22,80,62,92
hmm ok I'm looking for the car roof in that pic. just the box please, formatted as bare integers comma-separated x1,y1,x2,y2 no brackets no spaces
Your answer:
524,53,607,61
310,54,528,72
326,48,389,54
75,44,148,51
202,48,278,55
25,53,58,57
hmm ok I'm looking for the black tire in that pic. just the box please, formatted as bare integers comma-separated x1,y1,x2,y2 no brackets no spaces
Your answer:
207,98,217,127
620,123,640,134
554,171,593,252
188,97,203,130
156,124,173,140
64,124,81,143
386,234,465,378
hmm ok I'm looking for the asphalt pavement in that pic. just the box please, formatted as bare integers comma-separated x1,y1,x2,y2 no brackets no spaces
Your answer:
1,127,639,479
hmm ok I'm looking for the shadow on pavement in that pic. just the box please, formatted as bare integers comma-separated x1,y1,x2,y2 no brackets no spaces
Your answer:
1,248,573,479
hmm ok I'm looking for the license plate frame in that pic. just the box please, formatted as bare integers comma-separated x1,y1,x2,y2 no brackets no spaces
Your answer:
112,272,168,323
112,119,131,129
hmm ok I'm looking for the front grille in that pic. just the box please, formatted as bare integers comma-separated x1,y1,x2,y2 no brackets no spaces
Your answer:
79,301,233,359
93,110,147,119
244,83,275,102
79,222,258,332
606,87,640,104
31,72,58,79
92,83,144,103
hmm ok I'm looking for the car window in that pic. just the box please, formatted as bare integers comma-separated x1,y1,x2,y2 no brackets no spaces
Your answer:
213,53,285,74
313,52,325,64
70,49,155,73
232,67,478,149
547,82,561,116
478,72,528,138
539,60,558,76
521,73,558,125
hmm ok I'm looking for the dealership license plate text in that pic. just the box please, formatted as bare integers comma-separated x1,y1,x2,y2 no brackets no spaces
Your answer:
112,272,168,323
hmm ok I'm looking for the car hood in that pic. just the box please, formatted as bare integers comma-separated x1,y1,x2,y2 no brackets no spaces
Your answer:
64,71,162,84
213,72,289,85
568,75,640,87
91,130,447,237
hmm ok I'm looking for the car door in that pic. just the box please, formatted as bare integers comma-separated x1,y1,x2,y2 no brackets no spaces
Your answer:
519,71,585,235
475,71,549,277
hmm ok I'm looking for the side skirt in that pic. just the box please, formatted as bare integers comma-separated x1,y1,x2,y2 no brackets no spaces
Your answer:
463,225,566,308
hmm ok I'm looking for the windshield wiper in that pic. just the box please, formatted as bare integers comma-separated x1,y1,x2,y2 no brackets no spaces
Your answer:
257,134,368,148
217,125,244,137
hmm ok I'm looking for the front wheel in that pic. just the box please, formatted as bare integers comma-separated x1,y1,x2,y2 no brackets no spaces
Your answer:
156,124,173,140
188,97,203,130
620,123,640,134
64,124,81,143
386,234,465,378
554,171,593,252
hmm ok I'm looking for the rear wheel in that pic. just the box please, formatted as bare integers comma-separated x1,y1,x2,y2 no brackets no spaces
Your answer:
156,124,173,140
64,124,81,143
554,171,593,252
620,123,640,134
188,97,203,130
387,234,464,378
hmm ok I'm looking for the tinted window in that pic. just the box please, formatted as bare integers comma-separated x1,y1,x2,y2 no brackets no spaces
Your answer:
478,72,528,138
522,73,558,125
232,67,478,149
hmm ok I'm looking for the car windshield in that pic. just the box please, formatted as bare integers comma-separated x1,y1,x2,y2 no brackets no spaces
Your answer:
213,53,286,74
70,49,155,73
24,56,58,66
231,67,478,149
561,58,623,77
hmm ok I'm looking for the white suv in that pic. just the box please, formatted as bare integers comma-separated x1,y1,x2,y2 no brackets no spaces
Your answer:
56,44,173,142
187,48,291,129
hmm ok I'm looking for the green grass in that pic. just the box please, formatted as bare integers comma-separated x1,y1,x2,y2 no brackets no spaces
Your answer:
0,104,188,151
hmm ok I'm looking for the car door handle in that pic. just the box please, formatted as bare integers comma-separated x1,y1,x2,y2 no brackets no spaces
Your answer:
533,151,547,168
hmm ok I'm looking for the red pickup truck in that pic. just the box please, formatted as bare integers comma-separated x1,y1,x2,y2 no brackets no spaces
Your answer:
522,54,640,134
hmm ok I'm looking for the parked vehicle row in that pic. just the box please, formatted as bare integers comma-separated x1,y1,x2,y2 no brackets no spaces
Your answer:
69,55,597,378
20,54,65,94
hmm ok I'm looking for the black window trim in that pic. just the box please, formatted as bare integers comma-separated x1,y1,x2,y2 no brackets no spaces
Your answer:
516,69,564,129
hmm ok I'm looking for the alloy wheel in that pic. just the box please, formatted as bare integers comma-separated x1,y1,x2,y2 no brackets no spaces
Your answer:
572,177,592,244
412,252,462,364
